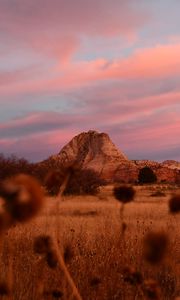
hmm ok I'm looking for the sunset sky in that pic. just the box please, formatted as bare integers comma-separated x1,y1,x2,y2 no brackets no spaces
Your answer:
0,0,180,162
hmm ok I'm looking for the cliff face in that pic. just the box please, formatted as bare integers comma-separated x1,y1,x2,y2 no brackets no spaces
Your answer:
57,130,127,164
43,130,179,184
48,130,138,182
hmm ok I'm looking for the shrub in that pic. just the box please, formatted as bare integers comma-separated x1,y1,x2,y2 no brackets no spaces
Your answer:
44,167,106,196
65,168,106,195
138,167,157,184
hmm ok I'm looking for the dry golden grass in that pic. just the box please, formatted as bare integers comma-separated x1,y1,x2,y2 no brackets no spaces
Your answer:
0,185,179,299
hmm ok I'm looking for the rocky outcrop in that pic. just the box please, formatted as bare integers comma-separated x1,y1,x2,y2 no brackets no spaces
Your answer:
43,130,179,184
134,160,180,183
162,160,180,170
114,162,138,183
48,130,137,182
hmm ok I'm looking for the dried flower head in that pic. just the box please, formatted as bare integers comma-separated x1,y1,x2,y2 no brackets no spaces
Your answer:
142,279,161,299
52,289,63,298
90,277,101,287
169,194,180,214
33,235,53,254
0,281,11,296
46,250,58,269
113,185,135,203
43,289,63,298
1,174,44,222
143,231,169,264
123,266,143,285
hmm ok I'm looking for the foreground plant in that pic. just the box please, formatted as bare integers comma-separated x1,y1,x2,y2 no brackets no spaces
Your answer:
122,265,162,299
34,235,82,300
0,174,44,225
142,279,161,300
0,174,44,299
113,185,136,235
143,231,169,265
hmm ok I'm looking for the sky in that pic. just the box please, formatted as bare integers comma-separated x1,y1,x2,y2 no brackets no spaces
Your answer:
0,0,180,162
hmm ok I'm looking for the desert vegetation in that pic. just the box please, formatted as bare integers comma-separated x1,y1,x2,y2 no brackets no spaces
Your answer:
0,164,179,299
138,166,157,184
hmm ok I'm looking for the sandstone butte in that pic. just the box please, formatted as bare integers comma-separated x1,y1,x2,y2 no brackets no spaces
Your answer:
43,130,180,184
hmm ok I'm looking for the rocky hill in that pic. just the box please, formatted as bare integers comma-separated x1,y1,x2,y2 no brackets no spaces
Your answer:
46,130,138,182
43,130,180,184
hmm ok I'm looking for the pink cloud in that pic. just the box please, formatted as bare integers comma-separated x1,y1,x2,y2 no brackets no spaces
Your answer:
1,42,180,97
1,0,147,37
0,0,148,64
59,43,180,84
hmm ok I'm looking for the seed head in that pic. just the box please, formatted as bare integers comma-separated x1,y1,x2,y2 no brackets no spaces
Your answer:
46,250,58,269
143,231,169,264
90,277,101,287
113,186,135,203
1,174,44,222
33,235,53,254
169,194,180,214
0,281,11,296
142,279,161,299
52,289,63,298
43,289,63,298
123,266,143,285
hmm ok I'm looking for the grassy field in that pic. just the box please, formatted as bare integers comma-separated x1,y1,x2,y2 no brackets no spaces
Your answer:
1,185,180,299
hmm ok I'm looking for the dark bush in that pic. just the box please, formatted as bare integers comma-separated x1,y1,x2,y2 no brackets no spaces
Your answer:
138,167,157,184
44,167,106,196
65,168,106,195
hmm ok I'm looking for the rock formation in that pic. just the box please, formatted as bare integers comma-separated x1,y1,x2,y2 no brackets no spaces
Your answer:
43,130,180,184
47,130,138,182
134,160,180,183
162,160,180,170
